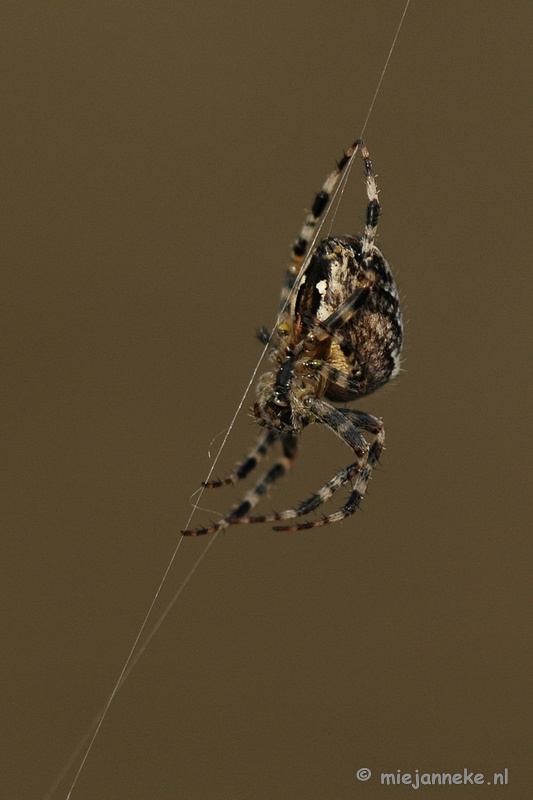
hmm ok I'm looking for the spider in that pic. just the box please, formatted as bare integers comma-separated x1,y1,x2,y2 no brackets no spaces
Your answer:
183,139,402,536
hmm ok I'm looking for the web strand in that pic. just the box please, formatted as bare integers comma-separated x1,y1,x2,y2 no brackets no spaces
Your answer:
360,0,412,141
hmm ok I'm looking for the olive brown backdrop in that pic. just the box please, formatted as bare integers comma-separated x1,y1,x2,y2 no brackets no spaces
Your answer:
2,2,532,798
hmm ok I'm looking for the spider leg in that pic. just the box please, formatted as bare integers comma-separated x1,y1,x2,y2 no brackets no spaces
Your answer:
314,283,372,342
238,459,362,528
240,406,384,532
274,405,384,531
203,428,278,489
280,139,378,313
274,433,382,531
279,139,362,311
357,140,380,263
310,141,378,339
331,408,385,437
316,364,360,394
310,399,383,445
182,433,298,536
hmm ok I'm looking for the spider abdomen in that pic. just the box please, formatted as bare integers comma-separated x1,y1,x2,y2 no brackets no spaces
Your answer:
292,235,402,402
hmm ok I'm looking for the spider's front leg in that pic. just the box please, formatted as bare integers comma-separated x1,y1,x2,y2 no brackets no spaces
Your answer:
202,428,278,489
279,139,362,311
182,432,298,536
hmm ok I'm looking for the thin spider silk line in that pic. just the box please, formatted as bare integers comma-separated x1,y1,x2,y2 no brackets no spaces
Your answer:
360,0,412,141
49,2,412,797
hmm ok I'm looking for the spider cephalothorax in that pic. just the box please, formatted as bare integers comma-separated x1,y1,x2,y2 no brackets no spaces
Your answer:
183,139,402,535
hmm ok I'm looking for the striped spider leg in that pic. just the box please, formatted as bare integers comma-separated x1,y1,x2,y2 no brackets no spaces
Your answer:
183,139,402,536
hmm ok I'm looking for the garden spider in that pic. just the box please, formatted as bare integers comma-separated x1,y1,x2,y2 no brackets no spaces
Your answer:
183,139,402,535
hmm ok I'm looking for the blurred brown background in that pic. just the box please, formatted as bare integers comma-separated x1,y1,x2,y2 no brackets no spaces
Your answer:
2,2,532,798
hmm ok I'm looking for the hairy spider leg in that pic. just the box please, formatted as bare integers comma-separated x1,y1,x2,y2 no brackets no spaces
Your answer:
278,139,361,311
274,439,384,530
203,428,278,489
272,407,385,531
357,140,380,264
314,284,373,341
279,138,379,314
311,141,379,339
226,461,364,529
317,364,364,394
182,433,298,536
